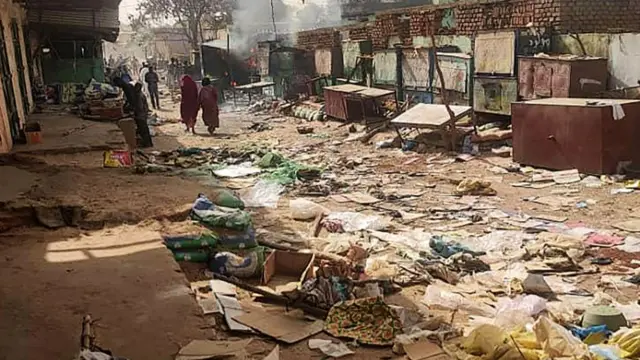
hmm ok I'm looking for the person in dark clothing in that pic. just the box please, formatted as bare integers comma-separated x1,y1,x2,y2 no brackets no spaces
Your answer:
114,77,153,148
144,66,160,109
132,83,153,147
113,77,135,112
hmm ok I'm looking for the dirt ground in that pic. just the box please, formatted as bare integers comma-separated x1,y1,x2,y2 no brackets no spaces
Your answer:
1,93,639,359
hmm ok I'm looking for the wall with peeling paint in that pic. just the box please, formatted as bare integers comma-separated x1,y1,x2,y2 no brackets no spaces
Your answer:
412,35,472,54
609,33,640,89
552,33,610,58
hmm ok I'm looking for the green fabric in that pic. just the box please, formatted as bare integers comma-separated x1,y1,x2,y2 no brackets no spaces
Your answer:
164,233,219,250
261,158,322,185
191,206,252,231
212,189,245,209
173,251,210,262
257,152,284,168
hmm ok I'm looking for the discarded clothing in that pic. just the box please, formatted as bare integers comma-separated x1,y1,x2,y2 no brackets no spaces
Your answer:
209,247,265,278
325,297,403,345
292,277,352,310
570,325,610,340
429,236,484,258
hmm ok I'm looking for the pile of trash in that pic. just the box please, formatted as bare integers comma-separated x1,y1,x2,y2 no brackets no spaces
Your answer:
159,137,640,359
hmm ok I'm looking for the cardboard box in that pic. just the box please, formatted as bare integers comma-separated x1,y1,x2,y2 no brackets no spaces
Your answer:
262,251,315,294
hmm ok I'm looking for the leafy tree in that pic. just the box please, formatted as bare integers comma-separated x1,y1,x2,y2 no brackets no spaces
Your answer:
133,0,235,51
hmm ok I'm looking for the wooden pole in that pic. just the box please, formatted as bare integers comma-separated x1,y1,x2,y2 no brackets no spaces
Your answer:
428,26,458,151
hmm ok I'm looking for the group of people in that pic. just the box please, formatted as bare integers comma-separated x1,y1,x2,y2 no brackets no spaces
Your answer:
112,70,220,150
179,75,220,135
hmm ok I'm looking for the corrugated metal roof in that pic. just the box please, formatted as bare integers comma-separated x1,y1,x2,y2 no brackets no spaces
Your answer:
25,0,121,10
28,8,119,29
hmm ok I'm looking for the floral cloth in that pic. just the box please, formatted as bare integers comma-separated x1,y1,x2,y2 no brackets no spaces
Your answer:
324,297,403,345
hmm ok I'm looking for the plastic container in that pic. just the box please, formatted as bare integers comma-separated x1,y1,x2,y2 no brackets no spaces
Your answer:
25,131,42,145
582,306,628,331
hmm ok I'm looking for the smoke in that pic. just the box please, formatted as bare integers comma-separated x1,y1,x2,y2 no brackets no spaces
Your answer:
230,0,343,54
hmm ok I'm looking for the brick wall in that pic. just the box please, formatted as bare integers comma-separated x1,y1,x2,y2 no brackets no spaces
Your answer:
557,0,640,33
296,0,640,50
296,28,341,50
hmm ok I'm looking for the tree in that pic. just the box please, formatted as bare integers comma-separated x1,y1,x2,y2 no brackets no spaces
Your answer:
134,0,235,51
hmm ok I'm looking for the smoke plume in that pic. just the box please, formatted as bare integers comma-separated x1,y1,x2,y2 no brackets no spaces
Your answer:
230,0,343,54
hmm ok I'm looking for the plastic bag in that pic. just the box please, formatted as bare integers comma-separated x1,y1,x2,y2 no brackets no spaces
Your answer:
213,163,262,178
589,345,627,360
495,295,547,329
242,180,285,208
533,317,589,359
324,212,386,232
290,198,328,220
422,285,494,317
462,325,541,360
497,295,547,316
610,327,640,357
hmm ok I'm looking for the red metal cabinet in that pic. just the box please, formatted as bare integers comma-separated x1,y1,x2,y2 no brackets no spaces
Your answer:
518,57,608,100
512,98,640,175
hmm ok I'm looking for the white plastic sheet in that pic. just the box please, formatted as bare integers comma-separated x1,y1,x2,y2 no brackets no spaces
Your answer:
213,163,262,178
422,285,494,317
289,199,328,220
242,180,285,208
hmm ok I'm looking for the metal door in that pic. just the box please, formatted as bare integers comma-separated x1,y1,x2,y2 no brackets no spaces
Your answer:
0,20,19,140
11,19,28,115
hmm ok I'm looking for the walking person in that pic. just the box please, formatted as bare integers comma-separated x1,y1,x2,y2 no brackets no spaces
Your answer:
198,77,220,135
144,66,160,109
139,62,149,98
180,75,199,134
113,77,153,148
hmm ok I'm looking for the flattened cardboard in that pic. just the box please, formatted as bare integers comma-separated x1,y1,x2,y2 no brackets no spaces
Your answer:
175,339,251,360
190,281,221,315
404,340,448,360
210,280,237,296
233,310,324,344
215,294,253,333
262,346,279,360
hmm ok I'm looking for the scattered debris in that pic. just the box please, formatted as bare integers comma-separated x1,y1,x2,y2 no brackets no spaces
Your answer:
234,310,324,344
175,339,252,360
308,339,354,358
453,179,497,196
297,125,314,134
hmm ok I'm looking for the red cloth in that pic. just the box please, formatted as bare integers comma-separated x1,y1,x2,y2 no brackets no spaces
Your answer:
180,75,199,126
198,85,219,129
